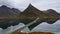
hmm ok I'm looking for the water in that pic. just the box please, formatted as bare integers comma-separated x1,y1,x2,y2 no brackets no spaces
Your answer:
31,20,60,34
0,20,60,34
32,20,60,32
0,23,30,34
55,32,60,34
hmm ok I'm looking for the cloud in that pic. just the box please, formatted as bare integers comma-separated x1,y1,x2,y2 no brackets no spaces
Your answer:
31,0,60,13
0,0,60,12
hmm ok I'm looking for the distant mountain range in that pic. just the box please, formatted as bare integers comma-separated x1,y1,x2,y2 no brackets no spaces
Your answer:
0,4,60,30
0,5,20,18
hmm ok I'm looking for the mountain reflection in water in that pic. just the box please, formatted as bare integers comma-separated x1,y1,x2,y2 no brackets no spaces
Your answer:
0,20,60,34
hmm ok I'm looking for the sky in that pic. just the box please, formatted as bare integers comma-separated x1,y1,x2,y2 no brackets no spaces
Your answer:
0,0,60,13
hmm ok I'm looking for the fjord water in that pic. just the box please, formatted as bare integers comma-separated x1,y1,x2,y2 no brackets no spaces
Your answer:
32,20,60,34
55,32,60,34
0,20,60,34
0,23,30,34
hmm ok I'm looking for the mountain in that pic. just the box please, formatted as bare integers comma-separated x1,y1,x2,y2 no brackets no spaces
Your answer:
0,4,60,31
0,5,21,29
19,4,49,30
19,4,60,30
12,8,21,14
43,9,60,16
19,4,50,21
0,5,20,18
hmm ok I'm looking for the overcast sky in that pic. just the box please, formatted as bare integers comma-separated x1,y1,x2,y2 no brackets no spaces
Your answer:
0,0,60,13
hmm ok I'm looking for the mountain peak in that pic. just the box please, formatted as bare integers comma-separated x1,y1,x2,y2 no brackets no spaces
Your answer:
1,5,7,8
28,4,34,7
24,3,40,12
45,9,60,16
26,3,35,10
47,9,57,13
